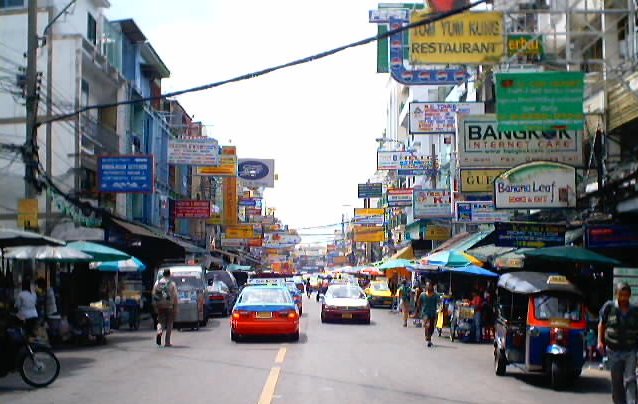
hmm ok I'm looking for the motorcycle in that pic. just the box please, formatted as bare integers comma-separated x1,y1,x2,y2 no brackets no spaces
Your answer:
0,314,60,388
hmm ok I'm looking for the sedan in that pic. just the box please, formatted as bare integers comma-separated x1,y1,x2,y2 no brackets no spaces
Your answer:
285,281,303,316
231,286,300,342
206,280,234,317
320,284,370,324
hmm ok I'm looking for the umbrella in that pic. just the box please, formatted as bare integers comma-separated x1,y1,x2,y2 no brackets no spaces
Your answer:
523,246,622,266
0,228,66,248
360,267,383,276
378,258,415,270
3,245,94,262
90,256,146,272
421,250,483,268
441,264,499,278
407,262,440,272
67,241,130,262
226,264,252,271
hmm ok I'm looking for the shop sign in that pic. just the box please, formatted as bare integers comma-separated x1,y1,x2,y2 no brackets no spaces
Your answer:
585,224,638,249
495,221,566,248
455,201,512,223
414,189,451,219
225,225,256,240
358,183,383,198
494,162,577,209
264,233,301,248
377,151,435,171
425,224,451,241
246,207,262,216
353,226,385,243
168,137,219,166
220,237,246,247
387,188,414,207
496,71,585,132
223,176,238,225
207,204,222,225
98,155,153,193
174,200,211,219
409,102,485,134
196,154,238,176
460,168,505,193
239,198,261,207
238,159,275,188
507,34,544,62
354,208,385,225
18,198,38,230
457,114,584,168
614,267,638,305
409,11,504,65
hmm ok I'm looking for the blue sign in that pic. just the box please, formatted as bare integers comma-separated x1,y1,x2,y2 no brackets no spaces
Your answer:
495,222,566,248
358,183,383,198
239,198,261,207
586,224,638,248
98,155,153,193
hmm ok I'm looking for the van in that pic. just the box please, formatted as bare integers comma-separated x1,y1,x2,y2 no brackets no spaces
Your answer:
156,265,207,329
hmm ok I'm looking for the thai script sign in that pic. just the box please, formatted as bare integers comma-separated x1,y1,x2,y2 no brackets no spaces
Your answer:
496,71,585,132
98,155,153,193
387,188,414,207
457,115,584,168
459,169,505,193
409,11,505,65
455,201,512,223
494,162,577,209
495,222,566,248
174,200,211,219
409,102,485,134
168,137,219,166
414,189,452,219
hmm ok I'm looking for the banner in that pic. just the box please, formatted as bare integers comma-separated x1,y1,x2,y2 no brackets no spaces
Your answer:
414,189,451,219
409,102,485,134
353,226,385,243
238,159,275,188
455,201,512,223
354,208,385,225
387,188,413,207
496,71,585,132
495,222,566,248
459,169,505,193
409,11,505,65
174,200,211,219
457,114,584,168
168,137,219,166
98,155,153,193
223,176,238,225
494,162,577,209
358,183,383,198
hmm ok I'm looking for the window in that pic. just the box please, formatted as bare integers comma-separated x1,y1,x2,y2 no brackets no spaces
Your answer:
0,0,24,8
81,80,89,107
87,13,97,45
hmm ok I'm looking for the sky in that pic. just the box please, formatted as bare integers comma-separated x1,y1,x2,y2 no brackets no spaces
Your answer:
107,0,393,246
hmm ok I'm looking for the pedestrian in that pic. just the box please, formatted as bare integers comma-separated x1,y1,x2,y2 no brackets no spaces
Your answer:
398,280,412,327
470,290,484,343
15,278,39,338
152,269,178,347
599,282,638,404
416,281,439,347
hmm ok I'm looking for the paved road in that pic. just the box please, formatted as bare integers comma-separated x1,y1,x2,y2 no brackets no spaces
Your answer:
0,297,611,404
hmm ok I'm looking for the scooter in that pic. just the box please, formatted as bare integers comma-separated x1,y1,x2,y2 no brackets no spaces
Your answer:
0,314,60,388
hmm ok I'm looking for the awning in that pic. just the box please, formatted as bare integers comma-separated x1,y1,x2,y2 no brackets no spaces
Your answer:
429,231,492,256
163,234,207,255
109,218,164,239
390,245,414,260
50,221,104,241
523,246,622,266
466,244,516,263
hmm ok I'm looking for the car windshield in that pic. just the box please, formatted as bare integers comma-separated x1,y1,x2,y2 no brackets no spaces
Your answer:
327,286,365,299
534,295,582,321
209,281,228,293
372,283,389,291
239,288,292,305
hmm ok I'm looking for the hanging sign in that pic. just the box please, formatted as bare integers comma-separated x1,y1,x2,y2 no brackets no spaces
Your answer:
413,189,452,219
354,208,385,225
168,137,219,166
455,201,512,223
237,159,275,188
174,200,211,219
459,169,505,193
387,188,414,207
98,155,154,193
358,183,383,198
495,222,566,248
425,225,451,241
353,226,385,243
409,102,485,134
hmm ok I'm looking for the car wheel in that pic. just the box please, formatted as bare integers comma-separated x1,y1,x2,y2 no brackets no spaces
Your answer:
231,330,239,342
363,317,371,325
289,331,299,342
320,312,326,323
299,308,303,317
221,306,229,317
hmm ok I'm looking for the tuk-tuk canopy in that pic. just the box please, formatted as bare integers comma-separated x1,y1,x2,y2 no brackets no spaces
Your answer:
497,272,583,296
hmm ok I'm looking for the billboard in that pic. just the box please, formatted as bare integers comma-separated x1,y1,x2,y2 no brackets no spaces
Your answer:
414,189,452,219
494,162,577,209
455,201,512,223
98,155,153,193
409,102,485,134
457,115,584,168
168,137,219,166
237,159,275,188
496,71,585,132
459,169,505,193
353,208,385,225
495,222,566,248
409,11,505,65
353,226,385,243
387,188,413,207
358,183,383,198
174,200,211,219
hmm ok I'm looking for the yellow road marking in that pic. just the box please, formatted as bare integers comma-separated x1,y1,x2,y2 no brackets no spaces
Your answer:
257,366,281,404
275,347,287,364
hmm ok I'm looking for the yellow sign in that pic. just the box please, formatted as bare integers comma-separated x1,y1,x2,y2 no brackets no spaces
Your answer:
225,225,256,239
409,11,505,65
353,226,385,243
354,208,385,217
223,176,238,225
207,214,223,225
425,225,451,241
459,169,505,193
18,198,38,229
196,155,237,176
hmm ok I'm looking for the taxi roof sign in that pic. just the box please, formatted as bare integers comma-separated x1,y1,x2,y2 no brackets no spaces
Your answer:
247,278,285,286
546,275,570,285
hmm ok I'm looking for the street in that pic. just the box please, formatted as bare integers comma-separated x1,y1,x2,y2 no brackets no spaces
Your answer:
0,297,610,404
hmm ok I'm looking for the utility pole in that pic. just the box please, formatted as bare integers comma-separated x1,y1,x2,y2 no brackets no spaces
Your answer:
25,0,39,200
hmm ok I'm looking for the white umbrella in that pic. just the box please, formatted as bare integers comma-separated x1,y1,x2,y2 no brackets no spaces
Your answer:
0,228,65,248
90,257,146,272
3,245,93,262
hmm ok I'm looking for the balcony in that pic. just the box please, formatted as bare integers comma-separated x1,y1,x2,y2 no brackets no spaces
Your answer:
80,114,120,160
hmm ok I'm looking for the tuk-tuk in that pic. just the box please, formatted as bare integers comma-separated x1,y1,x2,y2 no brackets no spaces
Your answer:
494,272,586,388
156,265,207,330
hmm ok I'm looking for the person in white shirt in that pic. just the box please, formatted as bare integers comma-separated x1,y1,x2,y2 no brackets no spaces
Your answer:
15,278,39,337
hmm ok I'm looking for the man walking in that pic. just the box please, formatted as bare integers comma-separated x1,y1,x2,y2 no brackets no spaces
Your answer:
398,280,412,327
417,282,439,347
152,269,178,347
599,282,638,404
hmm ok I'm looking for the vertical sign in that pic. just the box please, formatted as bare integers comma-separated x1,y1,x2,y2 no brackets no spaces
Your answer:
223,176,238,225
18,198,38,230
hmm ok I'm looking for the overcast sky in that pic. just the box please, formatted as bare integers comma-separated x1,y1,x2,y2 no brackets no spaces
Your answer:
107,0,392,245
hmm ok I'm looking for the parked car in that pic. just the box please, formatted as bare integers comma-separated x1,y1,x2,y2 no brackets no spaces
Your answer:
206,270,239,298
205,280,234,317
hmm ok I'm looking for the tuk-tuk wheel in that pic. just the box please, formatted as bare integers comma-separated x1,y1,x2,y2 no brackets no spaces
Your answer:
550,361,568,390
495,349,506,376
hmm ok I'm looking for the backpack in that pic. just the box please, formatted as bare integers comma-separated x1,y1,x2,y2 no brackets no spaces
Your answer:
153,280,173,306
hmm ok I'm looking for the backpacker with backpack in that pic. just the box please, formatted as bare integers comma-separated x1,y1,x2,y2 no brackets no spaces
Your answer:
153,279,174,308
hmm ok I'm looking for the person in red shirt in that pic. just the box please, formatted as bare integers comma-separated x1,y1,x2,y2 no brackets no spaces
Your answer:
471,290,484,343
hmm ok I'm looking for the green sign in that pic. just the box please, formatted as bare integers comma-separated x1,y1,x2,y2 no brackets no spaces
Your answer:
496,71,585,132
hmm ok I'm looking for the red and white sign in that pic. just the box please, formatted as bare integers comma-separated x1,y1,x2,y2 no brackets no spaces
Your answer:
174,200,211,219
387,188,414,207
